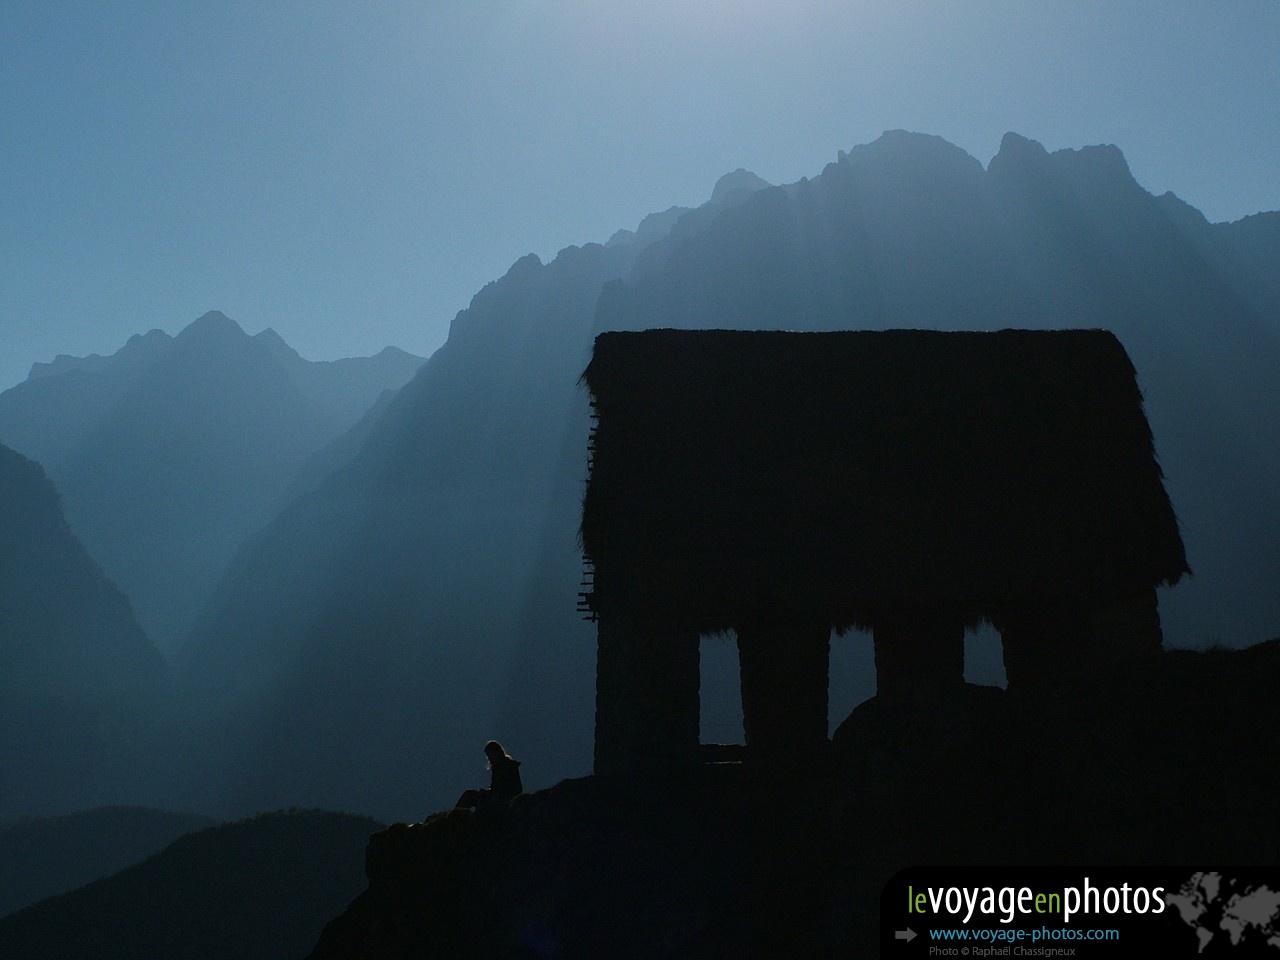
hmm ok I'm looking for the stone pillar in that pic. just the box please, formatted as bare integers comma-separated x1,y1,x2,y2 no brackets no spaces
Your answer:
594,609,700,777
736,616,830,759
997,588,1164,693
1086,587,1164,667
872,608,965,693
995,600,1086,693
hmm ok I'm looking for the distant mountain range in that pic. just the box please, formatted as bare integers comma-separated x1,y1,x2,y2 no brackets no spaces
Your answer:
167,131,1280,822
0,314,424,650
3,131,1277,826
0,442,168,817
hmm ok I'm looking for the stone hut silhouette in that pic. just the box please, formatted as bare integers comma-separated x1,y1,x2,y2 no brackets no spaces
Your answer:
579,329,1188,775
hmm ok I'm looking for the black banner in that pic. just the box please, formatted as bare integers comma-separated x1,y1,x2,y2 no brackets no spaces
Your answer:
882,867,1280,957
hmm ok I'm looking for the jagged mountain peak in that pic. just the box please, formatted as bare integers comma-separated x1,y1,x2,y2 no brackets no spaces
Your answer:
175,310,248,345
986,132,1056,184
102,130,1280,832
1156,190,1212,231
989,132,1138,194
1052,140,1134,183
820,131,987,199
839,129,985,173
874,127,966,150
607,205,696,250
710,168,771,204
992,130,1049,164
253,327,302,365
27,352,108,381
0,310,426,653
254,326,289,346
1226,209,1280,229
27,329,172,382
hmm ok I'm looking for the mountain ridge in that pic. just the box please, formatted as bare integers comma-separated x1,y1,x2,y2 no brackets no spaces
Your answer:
0,442,169,818
172,131,1280,822
0,315,426,650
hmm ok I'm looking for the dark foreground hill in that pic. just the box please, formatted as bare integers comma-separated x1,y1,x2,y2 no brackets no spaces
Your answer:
0,809,384,960
0,806,216,917
308,642,1280,959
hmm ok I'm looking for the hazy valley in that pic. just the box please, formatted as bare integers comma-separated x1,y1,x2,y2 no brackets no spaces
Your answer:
2,130,1279,956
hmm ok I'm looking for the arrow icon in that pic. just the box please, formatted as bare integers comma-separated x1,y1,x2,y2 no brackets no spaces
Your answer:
895,928,917,942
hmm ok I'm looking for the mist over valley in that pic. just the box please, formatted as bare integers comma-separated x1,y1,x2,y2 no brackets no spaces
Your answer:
2,129,1278,957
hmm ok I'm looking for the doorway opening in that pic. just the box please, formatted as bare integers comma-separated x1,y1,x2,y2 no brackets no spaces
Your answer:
699,631,745,747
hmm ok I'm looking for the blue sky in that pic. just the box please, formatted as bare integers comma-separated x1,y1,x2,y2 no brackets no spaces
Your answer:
2,1,1277,390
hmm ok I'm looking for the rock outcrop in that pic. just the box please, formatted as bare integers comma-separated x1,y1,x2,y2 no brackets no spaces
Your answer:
308,643,1280,959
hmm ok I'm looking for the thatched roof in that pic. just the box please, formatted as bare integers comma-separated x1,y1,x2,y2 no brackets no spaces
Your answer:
580,328,1187,631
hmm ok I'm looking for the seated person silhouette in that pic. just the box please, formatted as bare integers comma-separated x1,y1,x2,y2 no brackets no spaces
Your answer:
455,740,523,812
